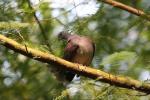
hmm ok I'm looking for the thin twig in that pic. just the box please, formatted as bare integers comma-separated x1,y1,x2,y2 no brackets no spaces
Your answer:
99,0,150,20
26,0,53,53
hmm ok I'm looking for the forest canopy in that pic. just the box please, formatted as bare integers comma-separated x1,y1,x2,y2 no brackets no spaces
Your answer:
0,0,150,99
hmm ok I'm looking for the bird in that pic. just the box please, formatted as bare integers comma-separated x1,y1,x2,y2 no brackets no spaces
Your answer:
51,31,95,83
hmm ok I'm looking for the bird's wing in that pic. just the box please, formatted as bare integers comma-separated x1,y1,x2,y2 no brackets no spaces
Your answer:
63,41,79,61
62,41,79,81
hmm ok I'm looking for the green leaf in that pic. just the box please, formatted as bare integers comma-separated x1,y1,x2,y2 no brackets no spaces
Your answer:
101,51,137,66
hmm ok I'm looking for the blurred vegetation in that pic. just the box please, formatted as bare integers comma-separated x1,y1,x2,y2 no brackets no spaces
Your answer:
0,0,150,99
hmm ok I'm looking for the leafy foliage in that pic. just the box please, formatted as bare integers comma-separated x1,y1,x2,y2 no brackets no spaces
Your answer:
101,51,137,66
0,0,150,99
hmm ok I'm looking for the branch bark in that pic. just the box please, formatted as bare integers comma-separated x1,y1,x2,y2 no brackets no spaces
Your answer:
0,34,150,94
98,0,150,20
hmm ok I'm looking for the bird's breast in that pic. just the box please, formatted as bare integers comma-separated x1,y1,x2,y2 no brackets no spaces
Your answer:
72,47,93,66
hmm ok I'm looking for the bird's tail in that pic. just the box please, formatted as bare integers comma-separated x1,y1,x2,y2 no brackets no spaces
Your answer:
49,65,75,83
64,71,75,82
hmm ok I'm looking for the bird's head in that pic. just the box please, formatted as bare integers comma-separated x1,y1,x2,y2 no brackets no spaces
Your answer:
58,31,71,40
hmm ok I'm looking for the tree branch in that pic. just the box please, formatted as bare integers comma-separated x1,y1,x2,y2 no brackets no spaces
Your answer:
98,0,150,20
0,34,150,94
0,22,29,29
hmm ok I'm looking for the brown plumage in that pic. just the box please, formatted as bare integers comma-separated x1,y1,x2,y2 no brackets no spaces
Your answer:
52,31,95,82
